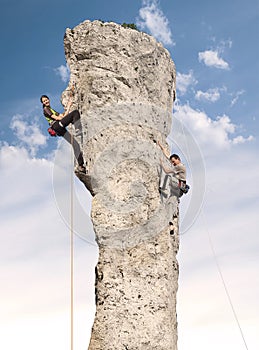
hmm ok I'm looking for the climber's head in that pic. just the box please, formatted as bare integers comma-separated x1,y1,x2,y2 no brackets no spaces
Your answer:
40,95,50,107
169,154,181,166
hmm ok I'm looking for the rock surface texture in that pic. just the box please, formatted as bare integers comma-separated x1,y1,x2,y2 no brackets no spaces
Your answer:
63,20,179,350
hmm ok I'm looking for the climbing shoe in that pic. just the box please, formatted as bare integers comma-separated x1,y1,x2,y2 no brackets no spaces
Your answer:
76,165,86,173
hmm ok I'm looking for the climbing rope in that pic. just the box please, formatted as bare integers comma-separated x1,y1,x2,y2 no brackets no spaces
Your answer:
201,210,249,350
67,85,76,350
173,97,249,348
69,127,75,350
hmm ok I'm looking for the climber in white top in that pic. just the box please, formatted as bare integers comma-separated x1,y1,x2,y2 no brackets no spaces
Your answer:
157,140,189,235
157,140,186,182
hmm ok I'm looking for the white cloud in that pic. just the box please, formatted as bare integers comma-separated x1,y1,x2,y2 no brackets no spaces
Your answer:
232,134,254,144
173,103,254,151
195,88,221,102
0,142,97,350
137,0,174,45
173,103,259,350
1,103,258,350
176,70,197,95
10,114,47,156
218,38,233,50
198,50,229,70
230,89,245,107
54,63,70,82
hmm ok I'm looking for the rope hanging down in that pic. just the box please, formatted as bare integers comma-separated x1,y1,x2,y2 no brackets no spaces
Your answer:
68,86,76,350
201,211,249,350
70,129,74,350
175,98,249,349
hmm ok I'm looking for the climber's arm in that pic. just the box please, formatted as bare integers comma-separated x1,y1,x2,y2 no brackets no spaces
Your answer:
51,113,63,120
61,98,73,117
61,86,75,117
160,159,174,174
157,140,170,159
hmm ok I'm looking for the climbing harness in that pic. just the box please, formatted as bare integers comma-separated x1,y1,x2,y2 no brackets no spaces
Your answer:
45,108,60,137
178,179,190,195
47,126,57,137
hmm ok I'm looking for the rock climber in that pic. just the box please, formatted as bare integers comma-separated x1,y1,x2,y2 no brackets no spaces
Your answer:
160,154,186,186
157,140,186,189
40,94,86,173
157,141,188,235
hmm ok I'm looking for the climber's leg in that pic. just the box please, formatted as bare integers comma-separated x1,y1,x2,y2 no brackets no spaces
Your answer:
63,130,85,171
159,173,169,190
61,110,82,135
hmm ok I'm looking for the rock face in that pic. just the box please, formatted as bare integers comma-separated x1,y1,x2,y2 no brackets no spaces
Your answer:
63,20,179,350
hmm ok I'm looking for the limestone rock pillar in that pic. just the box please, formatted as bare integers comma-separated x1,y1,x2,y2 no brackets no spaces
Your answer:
63,20,178,350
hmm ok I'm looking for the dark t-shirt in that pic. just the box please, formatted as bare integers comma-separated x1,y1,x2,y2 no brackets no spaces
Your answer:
43,106,59,124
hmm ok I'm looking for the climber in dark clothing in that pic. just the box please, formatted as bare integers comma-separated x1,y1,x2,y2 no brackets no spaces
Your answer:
40,94,86,173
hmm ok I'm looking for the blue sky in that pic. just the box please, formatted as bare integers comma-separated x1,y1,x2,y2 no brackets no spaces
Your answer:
1,1,259,349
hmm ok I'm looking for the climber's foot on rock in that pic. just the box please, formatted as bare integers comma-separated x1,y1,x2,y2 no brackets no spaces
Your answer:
75,165,86,173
